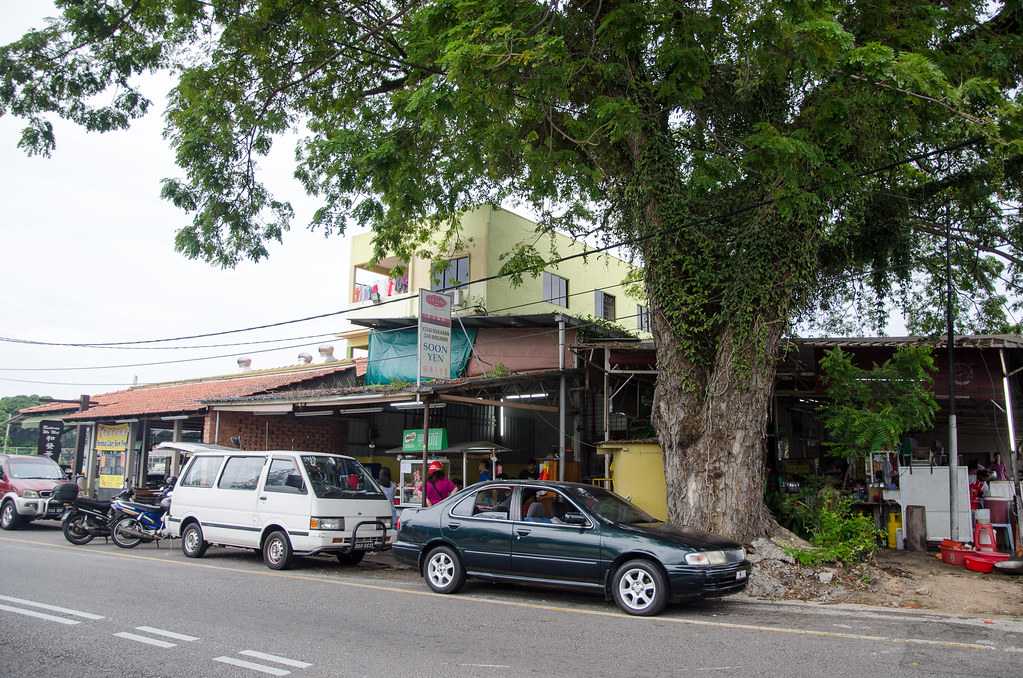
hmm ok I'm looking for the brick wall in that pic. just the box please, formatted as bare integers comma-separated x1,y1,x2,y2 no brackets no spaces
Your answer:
203,411,348,453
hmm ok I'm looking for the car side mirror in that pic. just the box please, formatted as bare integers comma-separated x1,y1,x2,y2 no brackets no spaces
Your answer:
564,512,587,525
285,474,306,491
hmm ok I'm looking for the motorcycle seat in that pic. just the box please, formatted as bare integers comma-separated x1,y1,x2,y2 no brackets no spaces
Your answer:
119,500,165,512
77,497,112,511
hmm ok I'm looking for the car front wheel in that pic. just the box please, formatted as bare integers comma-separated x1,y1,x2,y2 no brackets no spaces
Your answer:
263,530,293,570
612,559,668,616
424,545,465,594
0,500,23,530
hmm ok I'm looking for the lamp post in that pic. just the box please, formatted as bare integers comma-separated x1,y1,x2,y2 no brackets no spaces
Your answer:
945,203,961,541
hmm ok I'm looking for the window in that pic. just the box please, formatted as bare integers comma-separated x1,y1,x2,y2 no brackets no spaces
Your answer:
180,456,224,488
542,272,568,307
596,291,616,321
265,457,306,494
217,456,265,491
430,256,469,291
637,305,651,333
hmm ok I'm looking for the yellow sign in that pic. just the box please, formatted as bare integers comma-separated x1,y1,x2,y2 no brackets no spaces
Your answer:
96,423,130,451
98,474,125,488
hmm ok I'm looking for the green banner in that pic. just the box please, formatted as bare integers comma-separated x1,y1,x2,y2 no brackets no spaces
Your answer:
402,428,448,452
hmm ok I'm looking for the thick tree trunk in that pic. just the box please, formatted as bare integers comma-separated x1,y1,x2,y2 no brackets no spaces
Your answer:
649,315,784,544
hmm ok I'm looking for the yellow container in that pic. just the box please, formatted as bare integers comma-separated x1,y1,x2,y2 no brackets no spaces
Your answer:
887,511,903,549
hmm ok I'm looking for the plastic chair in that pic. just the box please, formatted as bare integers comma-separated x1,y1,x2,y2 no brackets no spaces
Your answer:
991,522,1015,552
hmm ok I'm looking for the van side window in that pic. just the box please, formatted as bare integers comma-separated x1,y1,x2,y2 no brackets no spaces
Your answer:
265,458,306,494
180,456,224,488
218,456,265,491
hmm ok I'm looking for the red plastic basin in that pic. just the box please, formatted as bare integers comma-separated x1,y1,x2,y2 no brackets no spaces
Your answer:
964,555,995,573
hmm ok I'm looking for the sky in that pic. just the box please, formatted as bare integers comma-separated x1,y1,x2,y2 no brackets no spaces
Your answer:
0,1,358,401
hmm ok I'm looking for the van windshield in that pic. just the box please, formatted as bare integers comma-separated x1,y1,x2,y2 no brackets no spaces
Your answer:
300,455,383,499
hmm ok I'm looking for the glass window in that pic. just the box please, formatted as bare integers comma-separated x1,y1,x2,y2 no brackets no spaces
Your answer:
180,456,224,488
300,455,384,498
465,485,513,520
430,256,469,291
637,305,651,333
218,456,265,490
265,457,306,494
542,272,568,307
7,456,64,480
596,291,616,321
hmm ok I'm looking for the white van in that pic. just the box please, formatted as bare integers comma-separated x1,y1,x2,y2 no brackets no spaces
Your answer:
161,442,393,570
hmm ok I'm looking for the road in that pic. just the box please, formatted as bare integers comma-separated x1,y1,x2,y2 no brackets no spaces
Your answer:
1,522,1020,677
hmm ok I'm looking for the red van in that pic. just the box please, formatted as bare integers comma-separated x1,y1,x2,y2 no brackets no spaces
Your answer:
0,453,69,530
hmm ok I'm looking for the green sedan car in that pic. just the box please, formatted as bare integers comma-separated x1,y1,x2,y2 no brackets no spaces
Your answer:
393,480,750,616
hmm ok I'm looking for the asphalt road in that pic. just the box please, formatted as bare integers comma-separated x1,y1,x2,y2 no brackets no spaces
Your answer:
1,521,1021,677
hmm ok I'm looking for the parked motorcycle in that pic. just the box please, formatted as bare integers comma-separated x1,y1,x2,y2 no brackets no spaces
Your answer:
109,477,176,549
56,483,133,545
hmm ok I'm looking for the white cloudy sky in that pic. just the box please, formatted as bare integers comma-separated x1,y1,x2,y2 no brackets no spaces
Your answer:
1,1,362,400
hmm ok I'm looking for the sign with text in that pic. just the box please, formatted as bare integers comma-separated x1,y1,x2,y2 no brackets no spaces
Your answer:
96,423,130,452
418,289,452,380
37,420,63,461
401,428,448,452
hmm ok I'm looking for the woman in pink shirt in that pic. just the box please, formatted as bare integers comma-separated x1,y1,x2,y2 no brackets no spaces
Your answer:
424,462,457,506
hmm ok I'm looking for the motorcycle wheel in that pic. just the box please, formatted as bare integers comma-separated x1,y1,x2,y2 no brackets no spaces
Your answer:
62,512,95,545
111,516,144,548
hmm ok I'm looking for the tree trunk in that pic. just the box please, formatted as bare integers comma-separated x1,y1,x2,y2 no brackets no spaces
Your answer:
649,314,784,544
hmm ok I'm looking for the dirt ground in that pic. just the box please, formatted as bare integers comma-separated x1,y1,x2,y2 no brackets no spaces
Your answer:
745,538,1023,619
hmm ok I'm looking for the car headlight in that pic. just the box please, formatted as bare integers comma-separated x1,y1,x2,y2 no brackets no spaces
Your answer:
310,517,344,530
684,550,728,566
378,517,392,529
22,490,40,498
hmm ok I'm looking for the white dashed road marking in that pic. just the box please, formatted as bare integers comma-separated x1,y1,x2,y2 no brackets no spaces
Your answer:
0,603,81,625
136,626,199,642
0,594,105,620
114,625,199,648
114,631,177,648
214,650,313,675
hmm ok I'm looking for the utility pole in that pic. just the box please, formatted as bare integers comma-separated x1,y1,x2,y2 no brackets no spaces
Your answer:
946,203,961,541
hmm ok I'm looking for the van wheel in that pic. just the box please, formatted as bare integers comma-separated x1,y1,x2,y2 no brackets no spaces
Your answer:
181,523,209,558
336,551,364,566
0,501,23,530
263,530,293,570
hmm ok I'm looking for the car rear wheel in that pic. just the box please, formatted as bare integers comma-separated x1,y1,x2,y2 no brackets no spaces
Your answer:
181,522,209,558
263,530,294,570
0,500,23,530
424,545,465,594
612,559,668,616
336,551,365,566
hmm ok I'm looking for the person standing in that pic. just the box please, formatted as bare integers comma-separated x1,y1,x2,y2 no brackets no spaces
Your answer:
518,458,540,479
988,453,1008,481
378,467,399,526
424,461,457,506
477,460,491,484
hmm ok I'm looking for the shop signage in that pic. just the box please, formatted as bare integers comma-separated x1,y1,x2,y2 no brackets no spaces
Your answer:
418,289,452,380
37,420,63,461
96,423,130,451
402,428,448,452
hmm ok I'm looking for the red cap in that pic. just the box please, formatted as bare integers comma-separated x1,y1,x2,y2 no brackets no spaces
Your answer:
428,461,443,473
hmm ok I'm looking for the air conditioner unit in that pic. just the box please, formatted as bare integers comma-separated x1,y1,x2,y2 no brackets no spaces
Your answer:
450,288,466,307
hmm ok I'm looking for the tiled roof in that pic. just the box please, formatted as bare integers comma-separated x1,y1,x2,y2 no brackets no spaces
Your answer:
19,363,354,421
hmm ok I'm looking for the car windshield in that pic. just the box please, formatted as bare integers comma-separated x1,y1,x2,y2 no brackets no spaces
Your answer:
568,485,659,524
300,455,383,499
8,457,65,480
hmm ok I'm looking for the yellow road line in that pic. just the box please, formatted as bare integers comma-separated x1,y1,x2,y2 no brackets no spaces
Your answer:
3,535,1020,654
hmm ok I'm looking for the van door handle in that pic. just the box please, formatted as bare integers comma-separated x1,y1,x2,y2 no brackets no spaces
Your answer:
259,496,267,501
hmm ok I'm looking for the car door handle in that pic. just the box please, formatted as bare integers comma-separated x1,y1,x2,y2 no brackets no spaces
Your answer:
516,528,531,538
448,522,461,530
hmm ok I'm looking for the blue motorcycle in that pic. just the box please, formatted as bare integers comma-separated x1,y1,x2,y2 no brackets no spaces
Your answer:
109,477,176,549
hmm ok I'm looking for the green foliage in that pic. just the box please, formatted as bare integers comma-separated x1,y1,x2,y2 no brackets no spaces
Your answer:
818,346,939,459
780,488,884,566
0,395,47,449
486,363,510,378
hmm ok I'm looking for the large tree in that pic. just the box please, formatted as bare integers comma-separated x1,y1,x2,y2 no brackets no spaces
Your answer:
3,1,1022,541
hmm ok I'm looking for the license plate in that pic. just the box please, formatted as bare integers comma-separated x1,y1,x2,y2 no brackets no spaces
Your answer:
354,538,380,549
736,570,747,580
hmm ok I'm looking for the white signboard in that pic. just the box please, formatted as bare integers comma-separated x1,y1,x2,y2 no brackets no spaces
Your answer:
418,289,452,381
